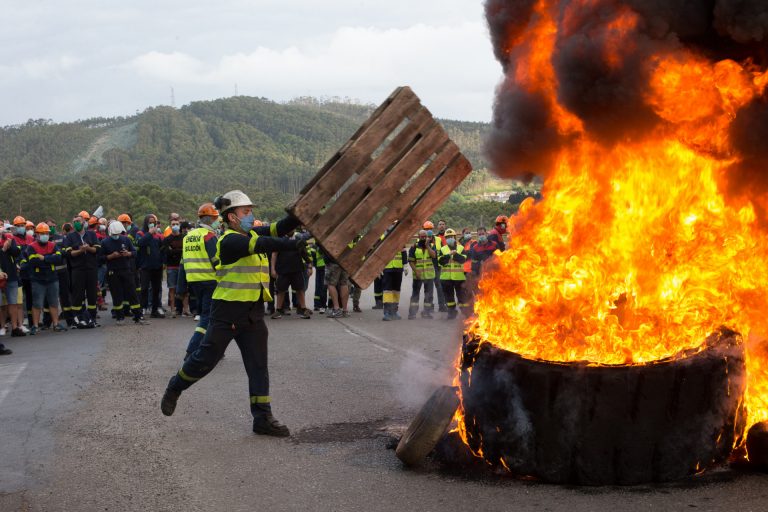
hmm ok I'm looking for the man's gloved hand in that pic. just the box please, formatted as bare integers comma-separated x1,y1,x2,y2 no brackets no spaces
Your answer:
294,238,311,263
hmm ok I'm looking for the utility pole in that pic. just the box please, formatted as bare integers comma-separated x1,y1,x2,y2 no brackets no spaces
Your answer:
170,87,175,108
234,83,238,96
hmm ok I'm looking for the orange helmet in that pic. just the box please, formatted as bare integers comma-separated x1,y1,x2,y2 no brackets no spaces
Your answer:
88,216,98,226
423,221,434,230
495,215,508,224
253,219,263,227
117,213,132,223
25,221,34,228
79,210,91,220
35,222,50,234
13,216,25,226
197,203,219,218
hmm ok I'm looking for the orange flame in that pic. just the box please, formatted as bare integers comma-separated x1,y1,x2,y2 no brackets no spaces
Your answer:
462,0,768,453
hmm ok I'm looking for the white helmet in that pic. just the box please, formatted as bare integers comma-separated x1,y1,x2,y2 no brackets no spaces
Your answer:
108,220,126,236
214,190,254,214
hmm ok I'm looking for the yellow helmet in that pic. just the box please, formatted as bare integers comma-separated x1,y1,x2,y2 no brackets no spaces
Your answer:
444,228,457,236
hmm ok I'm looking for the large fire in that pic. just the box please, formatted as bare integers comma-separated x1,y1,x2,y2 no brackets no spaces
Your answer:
459,0,768,451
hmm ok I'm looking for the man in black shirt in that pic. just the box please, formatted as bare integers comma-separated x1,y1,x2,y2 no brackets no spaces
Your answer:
63,214,101,328
270,232,311,319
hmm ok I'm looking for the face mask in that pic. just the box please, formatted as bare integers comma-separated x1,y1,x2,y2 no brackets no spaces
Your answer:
15,227,25,235
111,234,120,241
500,223,507,230
99,225,106,232
463,234,471,242
479,235,488,244
50,226,56,235
427,230,433,237
211,220,221,230
26,230,34,237
38,235,49,243
239,213,255,233
122,223,131,231
73,221,83,231
171,225,180,234
148,223,155,229
446,238,456,247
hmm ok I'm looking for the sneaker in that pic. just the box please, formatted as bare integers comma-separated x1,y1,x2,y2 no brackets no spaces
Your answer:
161,387,181,416
29,326,37,336
252,414,290,437
283,309,291,316
11,328,25,337
20,325,29,334
299,308,311,319
134,317,150,325
171,311,177,318
0,347,11,356
271,310,283,319
318,308,326,315
53,323,68,332
150,310,165,319
193,314,200,321
353,305,362,313
181,311,192,317
0,328,6,336
342,310,350,318
328,309,341,318
157,307,166,316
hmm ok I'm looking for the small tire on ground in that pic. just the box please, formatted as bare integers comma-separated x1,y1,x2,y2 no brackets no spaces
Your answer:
747,421,768,471
396,385,460,467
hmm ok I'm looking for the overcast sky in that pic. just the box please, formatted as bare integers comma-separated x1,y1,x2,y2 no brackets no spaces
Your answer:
0,0,501,126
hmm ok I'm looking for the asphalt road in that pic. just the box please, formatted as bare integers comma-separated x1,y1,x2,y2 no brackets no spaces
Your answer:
1,274,767,511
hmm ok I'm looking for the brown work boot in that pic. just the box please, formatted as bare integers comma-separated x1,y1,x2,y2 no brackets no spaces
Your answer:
252,414,290,437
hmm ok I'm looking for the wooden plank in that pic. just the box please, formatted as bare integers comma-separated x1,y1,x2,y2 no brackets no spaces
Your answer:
349,155,471,288
323,125,449,256
335,140,460,264
289,91,421,222
287,86,406,208
309,107,436,241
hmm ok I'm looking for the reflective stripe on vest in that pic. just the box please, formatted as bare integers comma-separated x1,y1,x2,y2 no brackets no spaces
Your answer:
439,245,466,281
413,247,435,280
212,229,272,302
183,227,217,282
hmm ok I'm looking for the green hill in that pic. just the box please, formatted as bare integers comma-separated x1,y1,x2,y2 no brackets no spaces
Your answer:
0,96,507,225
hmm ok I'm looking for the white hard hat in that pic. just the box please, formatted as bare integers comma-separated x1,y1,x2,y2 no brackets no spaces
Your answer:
214,190,254,214
108,220,126,236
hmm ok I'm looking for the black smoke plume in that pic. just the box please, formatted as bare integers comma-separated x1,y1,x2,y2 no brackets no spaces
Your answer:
484,0,768,190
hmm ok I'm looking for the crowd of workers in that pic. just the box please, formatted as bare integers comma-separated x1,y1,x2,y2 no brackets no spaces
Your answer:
0,188,512,438
0,204,510,358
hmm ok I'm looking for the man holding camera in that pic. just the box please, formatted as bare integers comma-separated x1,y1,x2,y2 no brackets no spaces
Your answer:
407,229,437,319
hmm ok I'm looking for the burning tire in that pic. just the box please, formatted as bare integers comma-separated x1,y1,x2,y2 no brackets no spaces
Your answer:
396,385,460,467
458,328,747,485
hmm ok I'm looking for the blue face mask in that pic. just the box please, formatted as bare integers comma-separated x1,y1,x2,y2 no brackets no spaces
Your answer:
38,235,49,243
446,238,456,247
111,234,120,240
427,230,434,237
15,227,25,236
239,212,255,232
171,225,180,233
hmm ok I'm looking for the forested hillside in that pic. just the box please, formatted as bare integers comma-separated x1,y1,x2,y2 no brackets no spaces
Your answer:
0,96,513,226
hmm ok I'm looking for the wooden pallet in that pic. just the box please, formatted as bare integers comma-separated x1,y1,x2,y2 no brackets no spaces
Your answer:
287,86,473,288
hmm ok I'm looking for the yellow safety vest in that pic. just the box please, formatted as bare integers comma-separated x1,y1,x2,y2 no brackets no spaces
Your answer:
439,244,466,281
385,249,405,270
212,229,272,302
183,227,218,282
411,247,435,280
